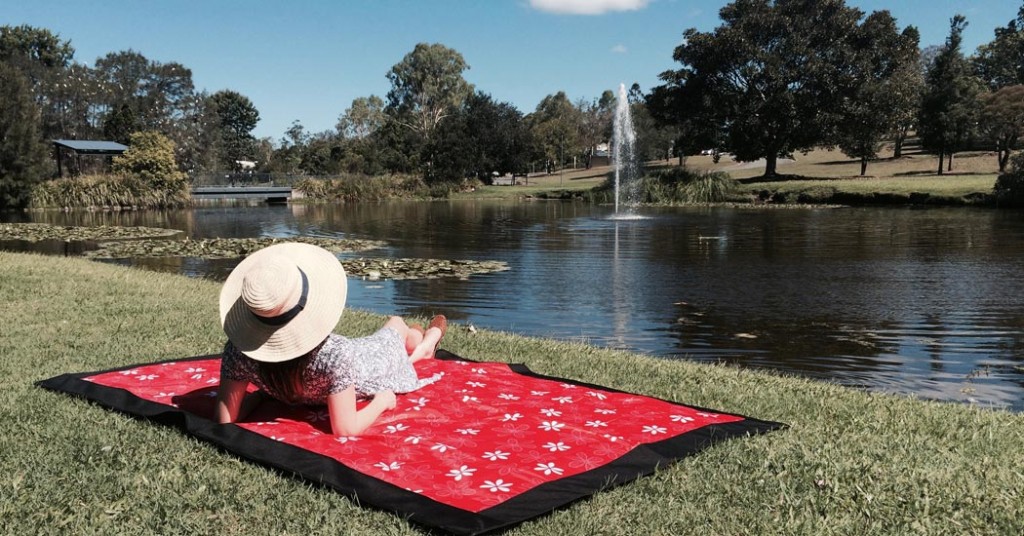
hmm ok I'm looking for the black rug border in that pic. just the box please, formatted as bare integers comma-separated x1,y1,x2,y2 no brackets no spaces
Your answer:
36,350,785,536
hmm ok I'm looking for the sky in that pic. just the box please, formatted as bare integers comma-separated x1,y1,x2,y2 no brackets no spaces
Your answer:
5,0,1022,141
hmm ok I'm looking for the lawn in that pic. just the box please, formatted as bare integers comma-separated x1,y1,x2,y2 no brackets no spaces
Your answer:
456,144,1004,204
2,251,1022,535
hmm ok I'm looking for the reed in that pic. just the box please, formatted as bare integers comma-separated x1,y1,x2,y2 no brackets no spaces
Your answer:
29,174,190,210
294,173,431,201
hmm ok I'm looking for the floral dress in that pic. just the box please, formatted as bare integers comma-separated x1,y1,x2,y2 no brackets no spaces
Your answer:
221,328,443,405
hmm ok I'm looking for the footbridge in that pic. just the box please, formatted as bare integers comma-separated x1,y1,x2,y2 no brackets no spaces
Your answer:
191,186,294,203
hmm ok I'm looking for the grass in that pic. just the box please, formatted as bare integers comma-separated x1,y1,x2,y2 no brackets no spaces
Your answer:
456,145,1005,205
2,251,1023,535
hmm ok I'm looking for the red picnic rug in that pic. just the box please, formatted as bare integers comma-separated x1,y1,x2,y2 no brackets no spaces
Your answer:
37,350,784,535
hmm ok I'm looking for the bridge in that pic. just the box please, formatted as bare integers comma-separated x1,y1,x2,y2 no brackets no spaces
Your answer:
191,186,294,203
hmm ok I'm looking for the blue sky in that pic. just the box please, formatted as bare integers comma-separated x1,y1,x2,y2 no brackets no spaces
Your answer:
5,0,1021,141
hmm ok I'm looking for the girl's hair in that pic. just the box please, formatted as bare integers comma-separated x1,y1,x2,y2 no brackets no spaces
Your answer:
256,348,317,404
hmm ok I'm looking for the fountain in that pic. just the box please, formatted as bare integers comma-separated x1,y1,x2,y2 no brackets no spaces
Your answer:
611,83,641,219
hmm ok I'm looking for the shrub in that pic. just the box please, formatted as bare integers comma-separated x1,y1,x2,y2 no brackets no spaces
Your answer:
112,131,188,194
993,152,1024,207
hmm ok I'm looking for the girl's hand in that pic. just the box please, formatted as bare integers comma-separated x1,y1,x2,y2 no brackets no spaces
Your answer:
374,390,397,410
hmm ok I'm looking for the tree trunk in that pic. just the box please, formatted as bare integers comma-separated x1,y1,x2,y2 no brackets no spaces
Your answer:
893,129,905,158
937,150,944,175
947,152,953,172
860,156,868,176
764,153,778,178
999,149,1008,172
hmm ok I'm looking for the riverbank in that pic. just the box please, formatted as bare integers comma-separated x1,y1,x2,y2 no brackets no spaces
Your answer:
456,147,1004,207
2,251,1022,534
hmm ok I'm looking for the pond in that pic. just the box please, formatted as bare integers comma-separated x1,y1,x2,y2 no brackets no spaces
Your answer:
4,201,1024,410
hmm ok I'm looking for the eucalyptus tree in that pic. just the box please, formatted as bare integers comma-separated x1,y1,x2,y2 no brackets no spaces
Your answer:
335,95,386,175
836,12,920,175
577,90,615,168
385,43,473,181
652,0,866,177
337,95,385,139
974,3,1024,89
979,85,1024,171
918,15,985,174
0,62,48,209
527,91,581,173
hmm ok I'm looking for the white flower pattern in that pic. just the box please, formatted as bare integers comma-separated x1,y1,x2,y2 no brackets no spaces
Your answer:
82,355,745,516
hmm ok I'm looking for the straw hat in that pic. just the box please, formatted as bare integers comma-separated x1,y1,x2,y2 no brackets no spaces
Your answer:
220,242,347,363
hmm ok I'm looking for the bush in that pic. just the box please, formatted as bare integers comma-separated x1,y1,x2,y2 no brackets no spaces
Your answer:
994,152,1024,207
112,131,188,194
615,167,739,204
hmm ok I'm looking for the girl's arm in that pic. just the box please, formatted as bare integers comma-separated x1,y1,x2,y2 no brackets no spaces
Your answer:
327,386,396,436
216,378,256,424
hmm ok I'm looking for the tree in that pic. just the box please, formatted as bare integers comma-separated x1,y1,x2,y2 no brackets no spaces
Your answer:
974,4,1024,89
207,89,260,169
577,90,615,168
652,0,865,177
918,15,985,174
337,95,385,139
836,12,921,175
979,85,1024,171
385,43,473,139
0,24,75,140
435,92,536,182
528,91,581,173
0,61,48,209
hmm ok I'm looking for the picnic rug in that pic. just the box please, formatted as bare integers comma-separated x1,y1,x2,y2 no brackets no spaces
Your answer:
37,350,785,535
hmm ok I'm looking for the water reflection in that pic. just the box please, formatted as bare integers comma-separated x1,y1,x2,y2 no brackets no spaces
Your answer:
4,202,1023,410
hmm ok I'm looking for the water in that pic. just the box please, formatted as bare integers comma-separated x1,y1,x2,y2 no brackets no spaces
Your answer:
612,83,639,214
4,202,1024,410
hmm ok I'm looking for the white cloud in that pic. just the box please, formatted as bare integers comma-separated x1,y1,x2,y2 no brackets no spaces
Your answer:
529,0,650,15
611,44,628,54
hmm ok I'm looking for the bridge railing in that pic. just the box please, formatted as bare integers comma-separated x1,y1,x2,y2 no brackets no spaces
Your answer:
190,172,309,188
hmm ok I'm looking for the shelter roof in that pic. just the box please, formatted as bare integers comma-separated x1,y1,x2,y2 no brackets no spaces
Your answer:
52,139,128,154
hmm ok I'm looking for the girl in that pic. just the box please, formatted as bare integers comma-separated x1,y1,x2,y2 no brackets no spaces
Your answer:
215,242,446,436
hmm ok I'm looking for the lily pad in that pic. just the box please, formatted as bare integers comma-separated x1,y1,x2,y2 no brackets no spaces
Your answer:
0,223,180,242
84,236,386,259
343,257,510,280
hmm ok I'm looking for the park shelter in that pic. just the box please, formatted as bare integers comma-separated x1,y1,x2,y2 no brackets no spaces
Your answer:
52,139,128,177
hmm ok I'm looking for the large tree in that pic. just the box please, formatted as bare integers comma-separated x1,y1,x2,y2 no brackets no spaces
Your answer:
651,0,867,177
918,15,985,174
577,90,615,168
337,95,385,140
836,13,920,175
431,91,536,182
385,43,472,140
973,3,1024,89
527,91,581,173
979,85,1024,172
0,62,49,209
206,89,260,169
0,24,75,140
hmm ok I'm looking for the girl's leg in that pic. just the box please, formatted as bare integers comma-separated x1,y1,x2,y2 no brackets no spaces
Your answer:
408,315,446,363
406,323,424,355
383,316,410,348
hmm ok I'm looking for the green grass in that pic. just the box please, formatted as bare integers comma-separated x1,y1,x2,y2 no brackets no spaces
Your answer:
2,251,1023,535
745,175,998,198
